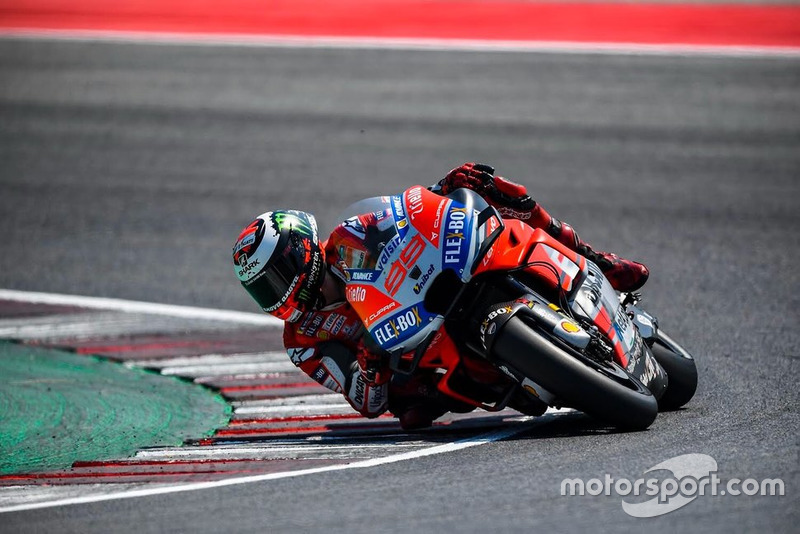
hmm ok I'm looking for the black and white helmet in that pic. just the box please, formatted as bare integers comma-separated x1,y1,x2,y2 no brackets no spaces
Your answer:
232,210,325,322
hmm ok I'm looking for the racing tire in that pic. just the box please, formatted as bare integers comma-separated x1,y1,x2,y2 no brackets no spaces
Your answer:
492,316,658,430
650,332,698,411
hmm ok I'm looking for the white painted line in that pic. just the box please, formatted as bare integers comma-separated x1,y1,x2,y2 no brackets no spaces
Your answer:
135,442,425,460
0,314,227,340
127,351,289,369
0,419,539,514
234,403,353,415
231,393,343,409
194,372,296,384
160,361,298,376
0,289,280,327
1,30,799,58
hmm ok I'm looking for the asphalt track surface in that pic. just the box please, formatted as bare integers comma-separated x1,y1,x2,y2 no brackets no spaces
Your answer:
1,38,799,532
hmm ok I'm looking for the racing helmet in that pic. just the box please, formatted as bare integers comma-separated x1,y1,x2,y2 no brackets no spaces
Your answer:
232,210,325,322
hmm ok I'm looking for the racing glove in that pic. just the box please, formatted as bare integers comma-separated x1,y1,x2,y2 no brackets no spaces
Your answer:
355,340,391,386
439,162,537,217
438,162,497,196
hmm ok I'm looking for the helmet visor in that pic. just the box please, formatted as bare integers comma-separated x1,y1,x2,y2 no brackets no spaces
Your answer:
243,241,304,312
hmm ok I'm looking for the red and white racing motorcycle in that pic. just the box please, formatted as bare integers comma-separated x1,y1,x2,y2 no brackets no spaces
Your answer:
342,186,697,430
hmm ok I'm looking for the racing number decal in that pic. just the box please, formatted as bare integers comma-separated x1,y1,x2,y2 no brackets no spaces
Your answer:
384,234,426,296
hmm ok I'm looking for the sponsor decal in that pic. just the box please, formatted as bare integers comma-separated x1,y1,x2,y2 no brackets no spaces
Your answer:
530,303,554,322
342,322,358,336
392,195,405,220
638,347,658,383
352,374,367,407
487,215,499,234
561,320,581,333
481,247,494,268
391,194,408,237
300,312,315,330
412,264,436,294
376,235,402,271
515,297,536,309
522,381,540,398
344,269,380,283
263,274,299,312
406,186,424,220
233,233,256,255
368,383,386,412
342,216,366,239
232,218,264,264
288,347,315,366
479,305,513,345
367,301,398,322
373,306,425,346
299,314,324,337
353,249,366,268
443,206,468,267
481,216,500,264
497,207,532,220
331,314,347,335
237,258,260,278
346,285,367,303
279,249,321,309
311,365,328,382
428,199,449,244
338,245,367,270
322,313,340,331
273,211,315,239
384,233,426,296
433,199,446,231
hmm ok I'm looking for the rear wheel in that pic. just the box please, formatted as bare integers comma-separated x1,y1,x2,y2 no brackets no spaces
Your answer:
650,331,698,411
492,316,658,430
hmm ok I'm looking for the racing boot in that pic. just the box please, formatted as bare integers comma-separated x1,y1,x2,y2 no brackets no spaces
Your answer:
396,403,446,431
389,372,472,430
548,218,650,292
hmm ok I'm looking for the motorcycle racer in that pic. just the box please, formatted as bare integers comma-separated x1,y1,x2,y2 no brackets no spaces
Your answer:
232,163,650,429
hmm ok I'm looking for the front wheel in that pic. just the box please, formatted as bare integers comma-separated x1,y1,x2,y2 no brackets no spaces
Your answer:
492,317,658,430
650,331,698,411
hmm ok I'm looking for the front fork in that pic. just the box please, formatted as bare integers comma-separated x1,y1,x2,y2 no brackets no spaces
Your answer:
476,284,668,402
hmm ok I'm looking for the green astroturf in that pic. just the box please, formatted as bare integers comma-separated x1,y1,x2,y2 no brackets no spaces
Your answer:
0,342,230,475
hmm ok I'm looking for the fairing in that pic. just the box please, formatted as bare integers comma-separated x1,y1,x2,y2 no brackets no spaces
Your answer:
338,186,499,353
